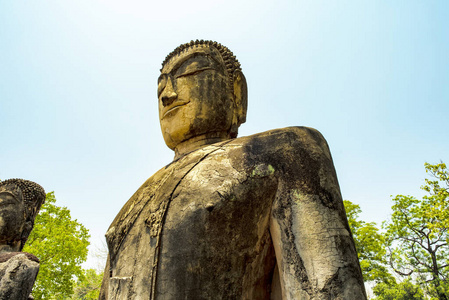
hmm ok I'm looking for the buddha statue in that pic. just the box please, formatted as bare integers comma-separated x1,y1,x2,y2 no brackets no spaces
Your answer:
0,179,46,300
100,40,366,299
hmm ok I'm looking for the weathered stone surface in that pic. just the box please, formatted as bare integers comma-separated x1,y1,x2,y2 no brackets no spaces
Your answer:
101,127,366,299
0,253,39,300
0,179,45,299
100,40,366,299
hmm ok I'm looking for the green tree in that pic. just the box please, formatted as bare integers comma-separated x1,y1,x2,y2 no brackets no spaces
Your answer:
23,192,90,299
373,279,424,300
70,268,103,300
383,162,449,300
344,200,393,283
422,162,449,235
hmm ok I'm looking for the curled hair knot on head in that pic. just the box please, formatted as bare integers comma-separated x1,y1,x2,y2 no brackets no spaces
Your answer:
161,40,242,89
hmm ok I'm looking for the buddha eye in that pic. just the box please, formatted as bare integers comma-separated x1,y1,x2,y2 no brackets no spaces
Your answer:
158,74,167,96
175,67,213,79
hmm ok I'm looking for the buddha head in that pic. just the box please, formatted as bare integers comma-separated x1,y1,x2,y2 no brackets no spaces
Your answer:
158,40,248,158
0,179,45,252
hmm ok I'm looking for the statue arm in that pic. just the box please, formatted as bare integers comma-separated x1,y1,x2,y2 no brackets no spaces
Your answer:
268,127,366,299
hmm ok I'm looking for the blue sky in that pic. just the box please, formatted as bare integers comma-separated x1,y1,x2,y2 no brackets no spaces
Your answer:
1,1,448,268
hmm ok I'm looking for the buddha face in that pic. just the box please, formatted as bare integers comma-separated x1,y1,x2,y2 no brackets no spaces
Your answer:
158,46,235,150
0,185,26,249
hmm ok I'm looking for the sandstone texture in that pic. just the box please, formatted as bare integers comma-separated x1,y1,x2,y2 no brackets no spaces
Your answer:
100,127,367,299
0,252,39,300
0,179,45,299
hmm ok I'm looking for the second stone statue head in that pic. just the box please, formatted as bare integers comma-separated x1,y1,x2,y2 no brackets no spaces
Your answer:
158,40,248,158
0,179,46,252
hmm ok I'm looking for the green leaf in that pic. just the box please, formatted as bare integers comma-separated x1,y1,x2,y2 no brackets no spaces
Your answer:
23,192,90,299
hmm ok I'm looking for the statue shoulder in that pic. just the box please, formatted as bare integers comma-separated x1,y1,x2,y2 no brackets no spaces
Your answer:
228,126,337,186
0,252,39,300
110,163,175,220
0,252,39,264
234,126,332,159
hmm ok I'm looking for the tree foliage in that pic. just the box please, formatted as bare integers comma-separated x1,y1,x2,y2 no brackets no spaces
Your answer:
383,162,449,300
23,192,90,299
344,200,393,284
373,279,424,300
70,268,103,300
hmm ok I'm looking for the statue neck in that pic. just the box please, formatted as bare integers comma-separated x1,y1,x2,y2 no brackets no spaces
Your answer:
174,132,231,160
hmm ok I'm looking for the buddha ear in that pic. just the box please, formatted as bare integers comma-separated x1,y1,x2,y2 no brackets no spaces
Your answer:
232,70,247,125
20,221,33,250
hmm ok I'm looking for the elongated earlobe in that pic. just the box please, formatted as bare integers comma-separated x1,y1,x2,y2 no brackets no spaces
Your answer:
20,221,34,250
233,70,248,125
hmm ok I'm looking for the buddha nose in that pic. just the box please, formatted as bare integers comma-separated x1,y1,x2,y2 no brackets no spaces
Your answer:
161,77,177,107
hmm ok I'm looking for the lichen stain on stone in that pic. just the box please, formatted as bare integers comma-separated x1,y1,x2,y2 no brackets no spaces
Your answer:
250,163,275,178
291,189,303,203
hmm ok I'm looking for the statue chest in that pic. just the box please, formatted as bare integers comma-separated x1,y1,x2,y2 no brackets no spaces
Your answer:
108,148,279,299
